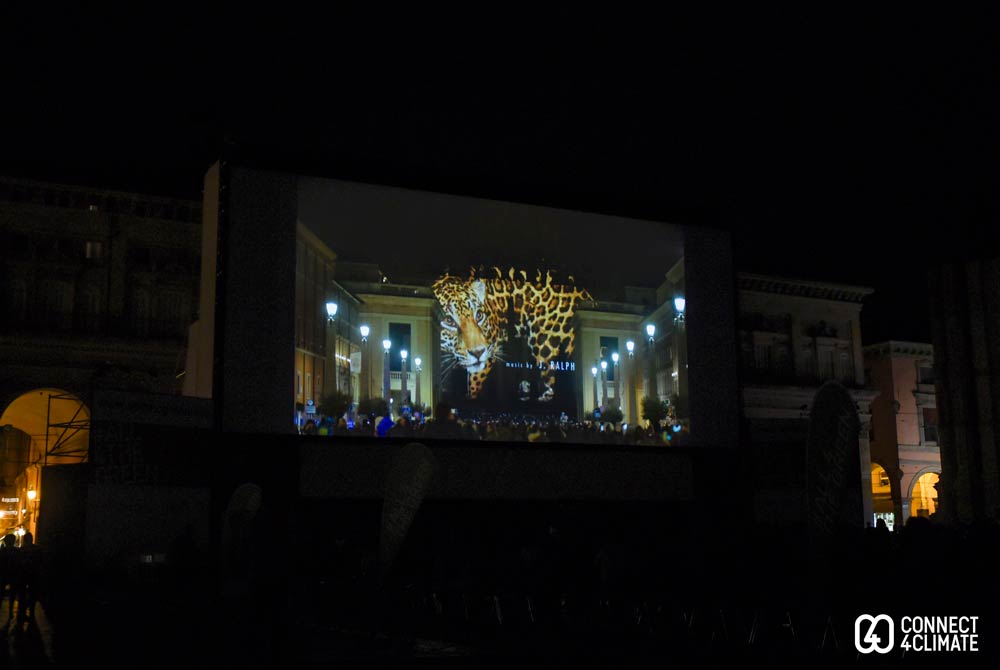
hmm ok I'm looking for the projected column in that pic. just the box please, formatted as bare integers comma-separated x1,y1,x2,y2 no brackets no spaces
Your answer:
646,324,658,400
600,359,608,408
400,349,409,407
360,325,370,402
625,340,637,425
414,357,422,408
382,338,392,407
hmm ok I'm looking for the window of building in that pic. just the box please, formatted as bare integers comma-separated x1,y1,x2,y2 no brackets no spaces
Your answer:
749,331,792,380
599,336,619,381
918,364,935,385
305,373,312,401
922,407,939,444
296,370,303,398
388,323,412,372
85,240,104,260
836,350,852,383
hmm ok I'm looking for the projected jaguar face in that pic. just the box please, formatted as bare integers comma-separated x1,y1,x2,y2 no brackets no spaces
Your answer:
433,268,593,401
433,277,503,396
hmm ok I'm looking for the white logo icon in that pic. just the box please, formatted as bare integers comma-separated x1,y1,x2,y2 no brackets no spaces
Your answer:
855,614,895,654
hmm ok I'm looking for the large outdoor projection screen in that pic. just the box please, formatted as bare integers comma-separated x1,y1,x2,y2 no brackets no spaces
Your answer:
210,164,738,447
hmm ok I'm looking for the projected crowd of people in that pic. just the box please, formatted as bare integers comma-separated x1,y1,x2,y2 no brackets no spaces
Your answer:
297,402,688,446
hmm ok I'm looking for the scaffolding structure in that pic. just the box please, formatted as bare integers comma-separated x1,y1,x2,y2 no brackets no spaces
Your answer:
43,391,90,466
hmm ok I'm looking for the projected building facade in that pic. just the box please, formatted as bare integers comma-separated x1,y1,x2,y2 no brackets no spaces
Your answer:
184,163,740,447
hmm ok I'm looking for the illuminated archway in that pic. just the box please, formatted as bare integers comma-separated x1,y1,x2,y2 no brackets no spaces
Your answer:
870,462,895,529
909,471,940,519
0,389,90,537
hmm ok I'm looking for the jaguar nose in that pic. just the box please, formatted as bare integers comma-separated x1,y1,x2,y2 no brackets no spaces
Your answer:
469,346,486,361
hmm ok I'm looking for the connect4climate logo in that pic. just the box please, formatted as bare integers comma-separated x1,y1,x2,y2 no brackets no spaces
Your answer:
855,614,895,654
855,614,980,654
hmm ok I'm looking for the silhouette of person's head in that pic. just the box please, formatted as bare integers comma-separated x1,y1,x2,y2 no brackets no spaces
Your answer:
435,402,452,422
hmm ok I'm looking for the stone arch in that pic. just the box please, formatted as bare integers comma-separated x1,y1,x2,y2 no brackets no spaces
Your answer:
907,467,942,519
0,388,90,537
869,461,897,528
0,388,90,466
906,466,942,499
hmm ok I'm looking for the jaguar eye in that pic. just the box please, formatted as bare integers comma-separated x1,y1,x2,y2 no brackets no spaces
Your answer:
443,316,457,328
476,310,485,321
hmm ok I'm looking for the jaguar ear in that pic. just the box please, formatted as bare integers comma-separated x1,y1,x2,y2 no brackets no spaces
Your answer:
471,280,486,303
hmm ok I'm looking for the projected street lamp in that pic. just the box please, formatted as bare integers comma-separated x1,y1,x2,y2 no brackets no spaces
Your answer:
673,295,688,419
646,323,658,401
400,349,409,408
325,301,340,392
625,340,637,425
414,357,422,408
382,338,392,409
600,359,608,408
591,366,599,412
359,325,371,402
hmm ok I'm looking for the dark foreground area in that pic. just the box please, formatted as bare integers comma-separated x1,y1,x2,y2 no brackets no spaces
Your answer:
23,501,1000,668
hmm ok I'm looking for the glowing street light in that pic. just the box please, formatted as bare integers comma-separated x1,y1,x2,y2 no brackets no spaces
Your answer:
382,339,392,406
646,324,658,400
600,360,608,407
325,301,338,322
26,489,36,502
673,296,686,314
624,341,637,425
359,325,372,403
400,350,409,407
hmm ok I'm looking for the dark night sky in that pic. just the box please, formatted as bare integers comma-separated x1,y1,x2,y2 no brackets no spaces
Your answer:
3,7,999,344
